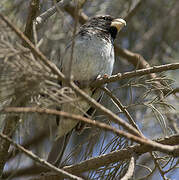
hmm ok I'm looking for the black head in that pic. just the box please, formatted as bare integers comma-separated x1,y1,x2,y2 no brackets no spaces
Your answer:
80,15,126,41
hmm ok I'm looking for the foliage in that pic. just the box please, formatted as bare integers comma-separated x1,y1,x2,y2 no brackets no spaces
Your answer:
0,0,179,180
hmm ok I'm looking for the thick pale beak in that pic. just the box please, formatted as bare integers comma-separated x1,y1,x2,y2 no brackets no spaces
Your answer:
111,18,126,31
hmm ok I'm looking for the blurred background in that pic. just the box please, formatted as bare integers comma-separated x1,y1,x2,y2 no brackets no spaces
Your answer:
0,0,179,179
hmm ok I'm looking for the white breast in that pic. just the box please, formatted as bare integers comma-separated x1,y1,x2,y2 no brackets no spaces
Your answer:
62,34,114,82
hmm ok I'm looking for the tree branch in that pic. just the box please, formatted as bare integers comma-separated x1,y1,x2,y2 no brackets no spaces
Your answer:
23,0,40,44
2,107,179,156
121,156,135,180
0,132,83,180
101,87,141,133
25,135,179,180
35,0,72,28
91,63,179,87
0,12,65,81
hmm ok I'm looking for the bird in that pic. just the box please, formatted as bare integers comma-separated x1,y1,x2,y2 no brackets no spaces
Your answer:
47,15,126,167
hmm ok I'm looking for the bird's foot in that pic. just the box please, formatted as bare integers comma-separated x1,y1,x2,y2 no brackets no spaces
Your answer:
96,74,109,80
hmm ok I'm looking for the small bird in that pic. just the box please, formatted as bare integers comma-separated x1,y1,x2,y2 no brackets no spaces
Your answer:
47,15,126,166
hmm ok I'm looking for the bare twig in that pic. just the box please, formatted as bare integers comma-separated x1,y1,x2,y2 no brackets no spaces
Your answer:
1,107,143,143
7,128,51,162
24,135,179,179
23,0,40,44
0,114,19,176
2,107,179,155
0,2,40,173
91,63,179,87
35,0,72,28
36,0,143,27
115,46,154,70
166,87,179,96
101,87,141,133
124,0,144,22
121,156,136,180
151,152,168,180
0,12,65,81
62,135,179,174
68,1,79,80
0,12,64,176
69,82,142,138
64,3,88,24
0,133,83,180
3,135,179,179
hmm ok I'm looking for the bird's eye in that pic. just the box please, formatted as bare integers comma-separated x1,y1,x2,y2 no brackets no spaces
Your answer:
100,16,112,21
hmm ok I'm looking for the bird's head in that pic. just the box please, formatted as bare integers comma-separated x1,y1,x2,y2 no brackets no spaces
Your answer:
80,15,126,40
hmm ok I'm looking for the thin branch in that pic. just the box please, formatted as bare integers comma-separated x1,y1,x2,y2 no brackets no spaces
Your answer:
0,2,38,173
0,12,63,177
166,87,179,96
167,115,179,134
124,0,144,22
0,12,65,81
1,107,143,143
121,156,135,180
36,0,143,27
2,107,179,156
64,3,88,24
68,2,79,80
0,133,83,180
115,46,154,70
101,87,141,133
91,63,179,87
62,135,179,174
0,114,19,176
7,128,50,162
68,82,143,138
35,0,72,28
26,135,179,180
23,0,40,44
151,152,168,180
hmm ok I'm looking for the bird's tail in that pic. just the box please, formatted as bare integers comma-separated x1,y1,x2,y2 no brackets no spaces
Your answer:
47,131,72,167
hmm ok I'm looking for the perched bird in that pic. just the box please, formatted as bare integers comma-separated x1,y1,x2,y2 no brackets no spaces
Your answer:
47,15,126,166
